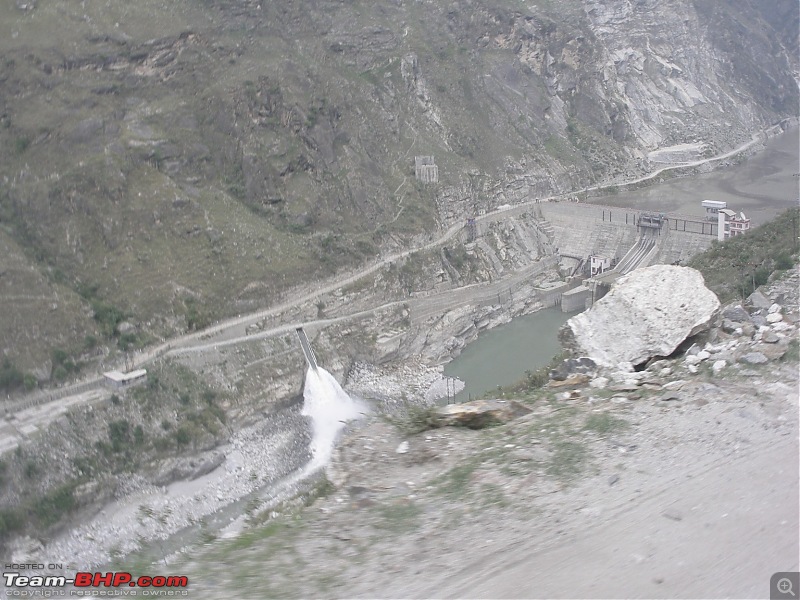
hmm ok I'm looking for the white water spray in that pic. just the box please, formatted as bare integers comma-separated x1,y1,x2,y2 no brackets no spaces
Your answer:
302,366,365,469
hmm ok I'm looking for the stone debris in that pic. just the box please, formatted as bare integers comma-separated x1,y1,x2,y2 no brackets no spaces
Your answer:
347,361,464,409
746,290,771,310
722,304,751,323
434,399,532,429
547,373,591,388
662,380,686,391
549,357,597,381
740,352,768,365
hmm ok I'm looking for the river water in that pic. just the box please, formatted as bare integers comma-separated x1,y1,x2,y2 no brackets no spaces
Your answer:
443,308,575,402
589,128,799,224
443,128,799,399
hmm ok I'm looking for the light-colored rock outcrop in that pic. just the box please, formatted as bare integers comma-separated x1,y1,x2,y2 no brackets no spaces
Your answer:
562,265,720,368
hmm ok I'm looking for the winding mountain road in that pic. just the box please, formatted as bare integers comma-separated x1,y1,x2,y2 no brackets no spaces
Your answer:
0,122,788,437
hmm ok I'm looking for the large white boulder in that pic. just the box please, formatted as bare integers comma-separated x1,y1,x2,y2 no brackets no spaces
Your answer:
562,265,720,368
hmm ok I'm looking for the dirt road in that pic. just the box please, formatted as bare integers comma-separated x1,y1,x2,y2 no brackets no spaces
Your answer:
436,436,799,599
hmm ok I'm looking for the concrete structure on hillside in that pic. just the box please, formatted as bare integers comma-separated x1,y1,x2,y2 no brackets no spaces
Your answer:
702,200,727,221
414,156,438,184
561,285,592,312
717,209,751,241
103,369,147,389
590,255,612,277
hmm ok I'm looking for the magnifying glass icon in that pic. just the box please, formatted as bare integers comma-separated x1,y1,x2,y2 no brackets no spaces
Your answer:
778,578,796,597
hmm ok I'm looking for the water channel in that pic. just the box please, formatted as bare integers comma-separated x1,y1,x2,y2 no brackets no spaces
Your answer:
444,128,799,399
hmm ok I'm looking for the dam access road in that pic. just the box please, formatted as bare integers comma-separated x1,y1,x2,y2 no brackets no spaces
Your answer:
3,122,792,414
1,121,796,455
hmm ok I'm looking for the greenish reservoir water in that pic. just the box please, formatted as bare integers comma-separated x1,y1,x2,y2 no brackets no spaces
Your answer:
443,307,575,402
442,128,799,402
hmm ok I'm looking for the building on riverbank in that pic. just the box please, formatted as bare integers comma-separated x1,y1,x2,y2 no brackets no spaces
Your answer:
717,209,751,241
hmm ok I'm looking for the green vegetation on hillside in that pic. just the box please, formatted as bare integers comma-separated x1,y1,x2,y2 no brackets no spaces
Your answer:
689,208,799,302
0,0,794,376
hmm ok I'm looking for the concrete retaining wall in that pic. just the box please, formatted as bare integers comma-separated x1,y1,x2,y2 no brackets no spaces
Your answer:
561,286,592,312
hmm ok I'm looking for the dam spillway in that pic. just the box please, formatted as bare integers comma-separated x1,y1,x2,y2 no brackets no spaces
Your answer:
296,327,318,371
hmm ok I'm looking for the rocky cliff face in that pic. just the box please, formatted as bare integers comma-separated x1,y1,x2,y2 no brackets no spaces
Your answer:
0,0,796,370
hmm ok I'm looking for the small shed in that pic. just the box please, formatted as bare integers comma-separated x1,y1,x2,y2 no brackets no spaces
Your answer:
103,369,147,389
702,200,727,220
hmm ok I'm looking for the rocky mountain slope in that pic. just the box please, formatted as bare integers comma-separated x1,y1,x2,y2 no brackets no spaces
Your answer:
1,0,797,374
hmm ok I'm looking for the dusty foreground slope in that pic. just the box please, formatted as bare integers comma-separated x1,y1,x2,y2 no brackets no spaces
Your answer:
176,273,800,599
179,369,798,598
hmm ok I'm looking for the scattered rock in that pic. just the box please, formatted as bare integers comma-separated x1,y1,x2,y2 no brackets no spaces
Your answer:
608,474,620,486
547,373,591,388
662,380,685,391
753,343,789,361
739,352,768,365
696,350,711,360
746,290,771,310
589,377,609,389
721,319,741,334
768,303,782,314
685,355,702,366
751,315,769,328
395,441,409,454
662,508,683,521
762,332,780,344
722,304,751,323
767,312,783,323
434,399,531,429
117,321,136,334
660,391,682,402
611,383,639,392
189,453,225,480
712,360,726,373
549,357,597,381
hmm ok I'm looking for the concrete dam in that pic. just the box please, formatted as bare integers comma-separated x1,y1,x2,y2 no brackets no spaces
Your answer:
532,202,715,311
